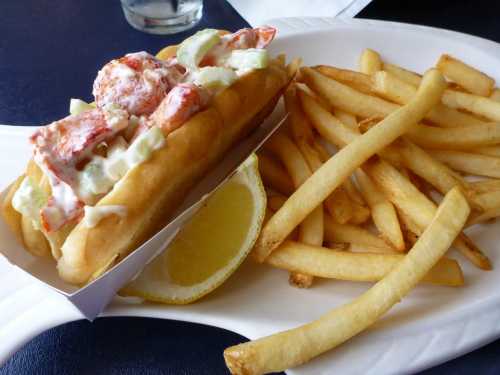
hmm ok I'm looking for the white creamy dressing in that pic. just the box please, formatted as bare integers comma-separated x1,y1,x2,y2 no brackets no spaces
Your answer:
83,205,127,228
11,176,48,230
77,127,165,203
33,152,83,230
29,105,130,231
162,87,186,119
93,51,180,116
20,28,272,231
207,30,256,66
111,63,136,80
102,103,129,131
191,67,237,89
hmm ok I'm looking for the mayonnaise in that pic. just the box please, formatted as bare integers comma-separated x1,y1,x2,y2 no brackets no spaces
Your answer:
25,27,274,232
77,126,165,203
11,176,48,230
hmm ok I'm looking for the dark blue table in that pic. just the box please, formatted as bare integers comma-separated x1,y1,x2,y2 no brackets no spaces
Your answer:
2,0,500,374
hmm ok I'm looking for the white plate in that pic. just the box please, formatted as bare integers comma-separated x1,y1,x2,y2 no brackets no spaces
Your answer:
2,17,500,375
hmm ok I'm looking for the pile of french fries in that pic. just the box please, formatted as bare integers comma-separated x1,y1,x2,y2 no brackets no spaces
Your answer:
224,50,500,374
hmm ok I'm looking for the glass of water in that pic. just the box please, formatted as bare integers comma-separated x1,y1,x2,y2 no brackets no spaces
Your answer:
121,0,203,35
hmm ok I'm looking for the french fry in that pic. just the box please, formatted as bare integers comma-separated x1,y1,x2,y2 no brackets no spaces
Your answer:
287,57,302,78
325,186,354,224
358,116,385,135
299,87,472,208
266,203,300,242
396,209,420,248
474,145,500,158
315,65,485,133
467,206,500,226
348,244,394,254
372,70,488,127
447,82,468,92
468,190,500,212
295,82,331,110
382,62,422,86
301,70,471,216
405,169,434,199
284,86,323,172
275,53,286,66
324,215,395,252
474,190,500,211
257,153,294,196
313,110,370,222
270,191,379,250
254,69,445,262
469,178,500,193
490,89,500,103
398,166,412,184
359,48,382,75
308,67,399,118
417,181,490,269
429,150,500,178
365,158,491,269
333,108,358,130
265,132,323,287
224,188,469,375
327,242,350,251
371,70,415,104
314,65,373,95
407,123,500,150
349,203,371,225
365,160,435,229
342,176,366,206
389,138,468,197
285,87,354,224
264,192,327,244
403,229,419,248
266,241,463,286
314,141,368,208
442,89,500,122
355,169,405,251
305,104,356,148
436,54,494,96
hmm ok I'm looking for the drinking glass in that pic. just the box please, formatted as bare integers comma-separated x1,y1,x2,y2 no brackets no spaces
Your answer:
121,0,203,35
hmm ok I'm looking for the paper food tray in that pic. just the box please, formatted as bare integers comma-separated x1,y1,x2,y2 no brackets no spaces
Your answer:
0,104,286,320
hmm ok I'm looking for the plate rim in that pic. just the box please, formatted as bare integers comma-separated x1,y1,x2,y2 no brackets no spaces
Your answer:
2,17,500,375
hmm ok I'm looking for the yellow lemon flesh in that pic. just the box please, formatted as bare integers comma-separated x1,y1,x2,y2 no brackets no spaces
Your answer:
120,154,266,304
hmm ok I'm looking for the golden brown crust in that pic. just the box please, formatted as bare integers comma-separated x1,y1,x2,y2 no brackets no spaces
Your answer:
21,214,51,257
1,175,26,248
58,108,224,283
26,159,68,259
1,162,51,258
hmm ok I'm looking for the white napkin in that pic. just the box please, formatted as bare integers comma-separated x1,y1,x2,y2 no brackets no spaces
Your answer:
226,0,373,26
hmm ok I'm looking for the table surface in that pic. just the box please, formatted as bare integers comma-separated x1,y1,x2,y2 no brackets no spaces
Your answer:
2,0,500,374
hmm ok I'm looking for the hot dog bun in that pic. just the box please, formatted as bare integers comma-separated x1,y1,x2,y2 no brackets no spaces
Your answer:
58,64,287,284
2,32,289,285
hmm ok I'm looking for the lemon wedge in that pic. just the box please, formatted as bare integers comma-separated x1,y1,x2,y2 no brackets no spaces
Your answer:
120,154,266,304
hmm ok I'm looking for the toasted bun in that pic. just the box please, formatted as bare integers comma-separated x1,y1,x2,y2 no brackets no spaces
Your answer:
1,36,289,285
57,63,288,284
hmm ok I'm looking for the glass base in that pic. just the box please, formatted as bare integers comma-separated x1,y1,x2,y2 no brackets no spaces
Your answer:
122,3,203,35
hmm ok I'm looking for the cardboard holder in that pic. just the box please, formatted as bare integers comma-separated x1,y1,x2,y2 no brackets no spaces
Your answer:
0,105,286,320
